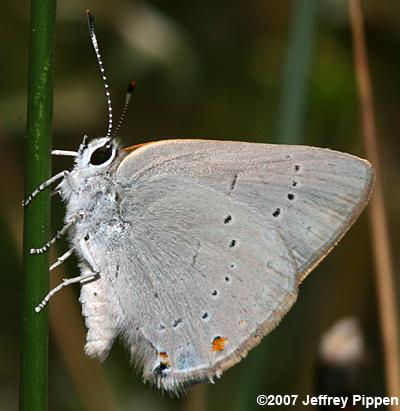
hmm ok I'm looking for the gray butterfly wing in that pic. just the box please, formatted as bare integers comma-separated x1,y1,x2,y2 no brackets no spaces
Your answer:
110,139,373,390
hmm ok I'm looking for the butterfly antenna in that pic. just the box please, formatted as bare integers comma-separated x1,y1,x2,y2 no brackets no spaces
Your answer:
112,80,136,139
86,10,113,139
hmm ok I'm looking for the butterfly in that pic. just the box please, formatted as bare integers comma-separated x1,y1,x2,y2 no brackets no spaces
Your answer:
24,10,374,392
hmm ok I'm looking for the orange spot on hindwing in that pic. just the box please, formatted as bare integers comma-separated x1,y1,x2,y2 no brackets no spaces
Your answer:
211,336,227,352
154,351,170,377
159,351,170,366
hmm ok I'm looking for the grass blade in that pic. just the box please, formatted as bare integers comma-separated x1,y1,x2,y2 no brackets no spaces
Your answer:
277,0,318,144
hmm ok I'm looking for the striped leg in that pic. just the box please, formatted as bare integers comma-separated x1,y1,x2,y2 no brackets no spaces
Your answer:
30,219,76,255
22,170,69,207
35,271,98,313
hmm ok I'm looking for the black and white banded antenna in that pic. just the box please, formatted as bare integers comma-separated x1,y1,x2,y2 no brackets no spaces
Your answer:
112,80,136,140
86,10,113,139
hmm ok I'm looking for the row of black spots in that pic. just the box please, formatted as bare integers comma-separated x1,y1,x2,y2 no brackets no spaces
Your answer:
201,268,234,321
271,185,296,220
158,318,183,332
210,274,232,295
285,164,299,212
165,312,228,326
292,162,300,189
159,317,200,331
292,164,301,190
226,215,238,272
285,164,299,205
291,163,300,191
224,216,234,258
206,250,235,315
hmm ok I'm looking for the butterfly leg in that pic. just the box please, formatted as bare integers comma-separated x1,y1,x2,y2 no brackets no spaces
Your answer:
51,149,78,157
79,237,100,275
30,216,80,255
22,170,70,206
34,236,99,312
49,248,74,271
34,270,98,313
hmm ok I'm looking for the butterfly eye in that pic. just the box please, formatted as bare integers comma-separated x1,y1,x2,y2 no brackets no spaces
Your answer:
89,144,113,166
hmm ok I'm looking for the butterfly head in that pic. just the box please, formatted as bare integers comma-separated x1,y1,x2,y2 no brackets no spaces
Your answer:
75,136,120,172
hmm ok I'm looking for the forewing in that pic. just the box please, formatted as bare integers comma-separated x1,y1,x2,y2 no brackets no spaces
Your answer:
118,140,374,279
112,140,373,390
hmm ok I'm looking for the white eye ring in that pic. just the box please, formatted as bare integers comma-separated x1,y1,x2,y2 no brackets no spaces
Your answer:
88,143,116,168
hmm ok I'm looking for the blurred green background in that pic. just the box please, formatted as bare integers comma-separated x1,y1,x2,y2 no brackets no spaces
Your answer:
2,0,400,409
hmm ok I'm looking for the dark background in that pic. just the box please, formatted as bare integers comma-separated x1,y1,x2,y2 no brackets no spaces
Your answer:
1,0,399,410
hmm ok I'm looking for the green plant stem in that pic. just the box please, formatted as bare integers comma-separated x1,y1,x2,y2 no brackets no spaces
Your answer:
19,1,56,410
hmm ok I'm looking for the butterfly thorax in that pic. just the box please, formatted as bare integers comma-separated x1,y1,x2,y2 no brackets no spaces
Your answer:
57,137,128,244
